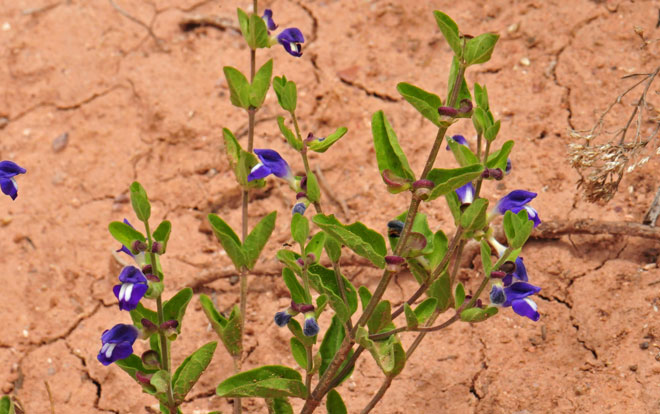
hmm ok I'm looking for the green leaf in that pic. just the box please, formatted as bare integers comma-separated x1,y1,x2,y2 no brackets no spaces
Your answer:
428,271,451,312
129,181,151,222
152,220,171,254
200,295,242,356
319,315,345,376
289,337,308,370
460,198,489,231
486,140,514,171
244,211,277,270
208,214,245,270
367,300,394,334
403,303,418,329
273,76,297,112
464,33,499,66
291,213,309,246
277,249,302,275
266,397,294,414
460,306,498,322
305,231,326,262
163,288,193,335
414,298,438,324
172,342,217,404
108,220,146,250
250,59,273,108
216,365,307,399
446,56,472,104
308,264,358,319
307,127,348,153
427,230,449,270
312,214,386,268
277,116,302,151
445,191,462,225
474,83,489,110
249,12,270,49
288,318,315,347
315,294,328,319
326,389,347,414
426,164,483,200
503,210,516,244
433,11,462,56
447,137,480,166
454,283,466,309
396,82,443,126
0,396,14,414
484,119,501,141
355,326,406,376
224,66,251,109
358,286,372,311
305,171,321,203
115,354,159,394
237,8,250,46
480,241,493,276
151,370,170,395
472,107,490,135
282,267,307,304
129,302,158,330
223,128,264,189
371,110,415,183
512,215,534,249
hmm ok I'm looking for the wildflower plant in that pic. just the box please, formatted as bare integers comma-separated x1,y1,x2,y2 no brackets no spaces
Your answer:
205,7,543,414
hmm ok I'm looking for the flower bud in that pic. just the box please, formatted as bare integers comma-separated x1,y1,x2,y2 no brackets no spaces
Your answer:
387,220,405,238
303,312,319,336
290,301,314,313
438,106,458,117
151,241,164,254
141,264,153,275
481,168,504,180
131,240,147,255
458,99,473,114
381,169,411,194
500,260,516,274
489,285,506,305
300,175,308,191
385,255,405,272
141,318,158,337
296,257,305,267
490,270,507,279
274,308,296,327
135,371,153,385
306,252,317,264
412,179,434,200
141,350,161,368
160,320,179,340
292,202,307,216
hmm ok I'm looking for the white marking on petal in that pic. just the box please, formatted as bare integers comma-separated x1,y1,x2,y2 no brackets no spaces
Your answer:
100,343,110,354
524,205,537,218
118,283,128,301
523,297,537,311
250,163,263,173
289,43,298,53
125,283,134,301
105,343,117,358
10,177,17,191
465,187,474,204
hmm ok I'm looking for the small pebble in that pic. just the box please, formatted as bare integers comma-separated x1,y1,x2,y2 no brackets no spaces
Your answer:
520,57,531,66
0,117,8,129
1,22,10,31
629,364,638,372
507,23,519,33
52,132,69,152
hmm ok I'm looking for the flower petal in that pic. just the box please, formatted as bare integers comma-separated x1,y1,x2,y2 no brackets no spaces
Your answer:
0,178,18,200
118,266,148,284
0,161,26,177
455,182,475,205
247,163,271,182
511,298,540,321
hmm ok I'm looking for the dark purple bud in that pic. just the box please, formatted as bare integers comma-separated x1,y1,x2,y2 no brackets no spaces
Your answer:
290,301,314,313
296,192,307,200
438,106,458,117
490,270,507,279
274,310,292,327
413,179,434,189
145,273,160,282
458,99,473,114
387,220,405,238
141,264,153,275
500,261,516,274
135,371,153,385
305,132,316,143
131,240,147,254
292,202,307,216
141,318,158,332
151,241,163,254
296,258,305,267
160,320,179,330
505,159,512,174
300,175,307,190
481,168,504,180
141,350,160,367
385,255,405,271
475,298,484,308
306,252,317,263
413,179,434,200
303,313,319,336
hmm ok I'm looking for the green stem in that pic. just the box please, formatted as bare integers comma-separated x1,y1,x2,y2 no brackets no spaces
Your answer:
330,259,352,331
305,344,314,391
361,376,393,414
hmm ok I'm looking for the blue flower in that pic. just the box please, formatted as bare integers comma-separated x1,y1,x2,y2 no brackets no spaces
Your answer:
248,149,295,186
274,310,293,327
277,28,305,57
292,202,307,216
489,256,540,321
455,182,475,205
262,9,278,31
502,257,527,285
113,266,149,311
0,161,26,200
505,158,512,174
445,134,468,150
303,312,319,336
495,190,541,227
97,324,138,366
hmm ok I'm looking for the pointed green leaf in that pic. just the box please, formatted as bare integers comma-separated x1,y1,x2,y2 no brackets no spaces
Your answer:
223,128,264,188
307,127,348,153
216,365,307,398
403,303,418,329
427,230,449,270
289,337,307,370
250,59,273,108
474,83,489,110
454,283,466,309
273,76,297,112
355,326,406,376
291,213,309,246
315,294,328,319
282,268,307,304
433,11,462,56
447,137,480,167
244,211,277,270
464,33,499,66
308,264,358,320
0,396,14,414
484,119,501,142
172,342,217,404
163,288,193,335
445,191,461,225
152,220,171,254
414,298,438,323
109,220,146,250
428,271,451,311
277,116,302,151
277,249,302,275
426,164,483,200
326,389,347,414
306,170,321,203
208,214,245,270
480,241,492,276
129,181,151,222
396,82,443,126
367,300,394,334
460,198,489,231
319,315,345,376
249,12,270,49
486,140,514,171
266,397,294,414
150,370,170,395
358,286,372,311
371,110,415,183
200,295,242,356
312,214,386,268
237,8,250,46
224,66,251,109
460,306,498,322
305,231,326,262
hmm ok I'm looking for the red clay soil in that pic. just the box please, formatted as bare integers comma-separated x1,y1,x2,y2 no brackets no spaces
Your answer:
1,0,660,413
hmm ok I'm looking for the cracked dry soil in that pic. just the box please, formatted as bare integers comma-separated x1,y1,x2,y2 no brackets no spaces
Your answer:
1,0,660,413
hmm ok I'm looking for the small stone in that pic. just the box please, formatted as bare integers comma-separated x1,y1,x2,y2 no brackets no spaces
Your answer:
640,341,650,350
520,57,531,66
507,23,519,33
643,263,656,270
629,364,638,372
0,216,12,226
0,117,8,129
52,132,69,152
1,22,10,31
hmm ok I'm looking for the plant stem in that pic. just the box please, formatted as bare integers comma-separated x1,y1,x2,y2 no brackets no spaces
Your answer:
291,112,324,214
305,344,314,391
331,259,352,331
361,376,393,414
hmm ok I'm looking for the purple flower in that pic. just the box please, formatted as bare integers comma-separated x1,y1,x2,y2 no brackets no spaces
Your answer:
262,9,278,31
445,134,468,150
113,266,149,311
248,149,295,185
495,190,541,227
505,158,512,174
292,202,307,216
489,256,540,321
116,219,148,267
0,161,26,200
303,312,319,336
277,28,305,57
455,182,475,205
97,324,138,366
502,257,527,285
274,310,293,327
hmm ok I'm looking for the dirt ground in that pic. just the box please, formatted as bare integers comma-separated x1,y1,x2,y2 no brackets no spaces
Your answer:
1,0,660,413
